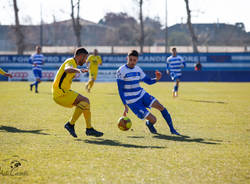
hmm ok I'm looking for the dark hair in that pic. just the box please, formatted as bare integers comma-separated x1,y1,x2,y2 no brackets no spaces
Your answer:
74,47,88,56
128,50,139,57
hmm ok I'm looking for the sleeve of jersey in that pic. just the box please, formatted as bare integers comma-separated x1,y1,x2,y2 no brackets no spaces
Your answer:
180,56,186,67
29,56,33,64
0,68,6,75
117,79,126,105
166,58,169,70
142,76,157,85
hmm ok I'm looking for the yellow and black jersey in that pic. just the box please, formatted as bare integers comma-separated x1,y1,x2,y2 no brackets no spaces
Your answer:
52,58,77,97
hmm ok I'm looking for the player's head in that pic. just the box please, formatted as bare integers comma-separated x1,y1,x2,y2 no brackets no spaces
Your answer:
93,49,98,56
74,47,89,66
36,46,42,54
172,47,177,56
127,50,139,68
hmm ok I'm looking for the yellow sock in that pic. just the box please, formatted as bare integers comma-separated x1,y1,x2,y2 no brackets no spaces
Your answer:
86,80,91,89
77,101,92,129
69,106,83,125
83,110,92,128
89,80,94,89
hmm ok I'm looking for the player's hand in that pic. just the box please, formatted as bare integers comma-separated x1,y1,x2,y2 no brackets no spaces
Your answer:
166,70,169,75
33,63,37,67
80,69,88,73
155,70,162,81
123,105,129,116
5,73,12,78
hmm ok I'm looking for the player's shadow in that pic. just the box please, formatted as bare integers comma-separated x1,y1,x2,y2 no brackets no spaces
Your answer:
76,138,166,149
0,125,49,135
153,133,220,145
183,99,227,104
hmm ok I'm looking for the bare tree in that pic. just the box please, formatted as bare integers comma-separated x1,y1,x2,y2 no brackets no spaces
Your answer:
184,0,198,53
134,0,145,53
13,0,25,54
71,0,81,47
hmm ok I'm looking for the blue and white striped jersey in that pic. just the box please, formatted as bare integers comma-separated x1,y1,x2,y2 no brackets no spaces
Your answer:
116,64,156,105
29,54,44,70
166,55,185,78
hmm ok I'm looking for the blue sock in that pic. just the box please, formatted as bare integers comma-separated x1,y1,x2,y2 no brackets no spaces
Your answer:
35,81,39,91
161,108,175,131
174,85,178,92
31,81,36,86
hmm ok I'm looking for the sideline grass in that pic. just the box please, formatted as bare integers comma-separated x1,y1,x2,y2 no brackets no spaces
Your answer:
0,82,249,184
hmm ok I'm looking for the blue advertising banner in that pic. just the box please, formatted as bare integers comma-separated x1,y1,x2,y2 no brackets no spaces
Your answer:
1,53,250,81
1,52,250,64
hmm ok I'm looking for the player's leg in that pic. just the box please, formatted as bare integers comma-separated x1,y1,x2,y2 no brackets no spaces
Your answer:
128,93,159,134
173,79,180,97
151,100,180,135
34,77,41,93
87,72,96,92
30,70,42,93
30,70,37,91
145,113,158,134
72,94,103,137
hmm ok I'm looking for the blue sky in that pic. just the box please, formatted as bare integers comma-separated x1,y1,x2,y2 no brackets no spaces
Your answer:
1,0,249,32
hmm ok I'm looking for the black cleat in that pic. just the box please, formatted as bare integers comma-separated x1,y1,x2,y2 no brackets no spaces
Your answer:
30,84,33,91
171,129,180,136
64,122,77,138
146,121,157,134
86,128,103,137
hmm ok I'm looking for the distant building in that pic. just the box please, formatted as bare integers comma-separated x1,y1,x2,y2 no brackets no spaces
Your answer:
0,20,249,52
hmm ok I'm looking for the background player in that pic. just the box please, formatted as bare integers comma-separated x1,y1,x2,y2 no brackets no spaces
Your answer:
166,47,186,97
85,49,102,93
0,68,12,78
29,45,44,93
52,47,103,138
116,50,180,135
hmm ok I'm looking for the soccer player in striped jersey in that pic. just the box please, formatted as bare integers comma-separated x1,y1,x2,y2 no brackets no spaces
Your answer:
0,68,12,78
116,50,180,135
52,47,103,138
166,47,186,97
29,46,44,93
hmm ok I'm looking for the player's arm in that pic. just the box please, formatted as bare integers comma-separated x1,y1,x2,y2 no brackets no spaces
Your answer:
116,71,128,116
180,56,186,68
65,67,88,74
0,68,12,78
99,56,102,66
142,70,161,85
166,58,170,74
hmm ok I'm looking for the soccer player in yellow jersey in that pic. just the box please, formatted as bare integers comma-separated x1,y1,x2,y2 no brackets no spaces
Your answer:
52,47,103,138
0,68,12,78
85,49,102,92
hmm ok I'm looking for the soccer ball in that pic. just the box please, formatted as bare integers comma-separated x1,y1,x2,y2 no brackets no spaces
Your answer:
118,116,132,131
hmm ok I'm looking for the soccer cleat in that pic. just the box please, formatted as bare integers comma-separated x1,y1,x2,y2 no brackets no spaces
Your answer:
146,121,157,134
64,122,77,138
35,90,39,93
86,128,103,137
171,129,180,135
30,84,33,91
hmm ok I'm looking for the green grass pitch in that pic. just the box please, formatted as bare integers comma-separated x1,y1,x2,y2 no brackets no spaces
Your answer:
0,82,249,184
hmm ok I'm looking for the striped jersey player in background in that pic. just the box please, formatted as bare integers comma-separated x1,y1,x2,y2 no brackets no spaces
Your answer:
29,46,44,93
166,47,186,97
116,50,180,135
